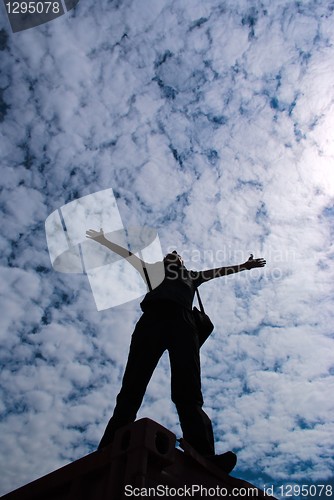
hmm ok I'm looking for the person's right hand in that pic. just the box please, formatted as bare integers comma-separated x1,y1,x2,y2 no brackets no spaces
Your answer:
86,228,107,244
244,254,266,270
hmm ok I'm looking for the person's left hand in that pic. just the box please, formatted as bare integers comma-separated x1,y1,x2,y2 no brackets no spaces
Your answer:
86,228,107,244
244,254,266,269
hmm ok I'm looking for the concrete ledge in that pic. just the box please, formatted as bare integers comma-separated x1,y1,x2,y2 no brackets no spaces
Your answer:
2,418,275,500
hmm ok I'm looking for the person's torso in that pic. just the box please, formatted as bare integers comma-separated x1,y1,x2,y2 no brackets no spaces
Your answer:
141,265,201,311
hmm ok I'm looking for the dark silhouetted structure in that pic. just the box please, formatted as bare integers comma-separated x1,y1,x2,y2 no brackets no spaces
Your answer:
86,229,266,467
2,418,275,500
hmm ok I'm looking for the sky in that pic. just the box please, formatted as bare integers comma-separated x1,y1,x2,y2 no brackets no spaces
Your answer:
1,0,334,496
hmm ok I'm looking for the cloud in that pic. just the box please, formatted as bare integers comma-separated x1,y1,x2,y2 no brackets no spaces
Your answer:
1,0,334,495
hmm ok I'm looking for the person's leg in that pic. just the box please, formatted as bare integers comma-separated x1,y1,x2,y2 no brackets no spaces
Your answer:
176,403,215,456
168,309,215,456
98,313,165,449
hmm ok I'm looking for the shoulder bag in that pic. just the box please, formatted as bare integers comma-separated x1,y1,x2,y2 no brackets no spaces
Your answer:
193,288,214,346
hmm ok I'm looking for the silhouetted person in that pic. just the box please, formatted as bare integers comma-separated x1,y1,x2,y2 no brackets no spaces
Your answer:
86,229,266,472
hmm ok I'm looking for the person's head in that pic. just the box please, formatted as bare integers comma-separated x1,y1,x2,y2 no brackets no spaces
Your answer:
163,250,183,267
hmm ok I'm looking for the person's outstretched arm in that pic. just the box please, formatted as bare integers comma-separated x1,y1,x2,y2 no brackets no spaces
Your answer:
200,254,266,281
86,228,145,274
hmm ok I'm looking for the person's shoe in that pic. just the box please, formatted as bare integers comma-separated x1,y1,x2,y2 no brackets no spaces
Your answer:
205,451,237,473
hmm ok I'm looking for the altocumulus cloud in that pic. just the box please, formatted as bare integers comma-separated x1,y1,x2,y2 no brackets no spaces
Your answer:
0,0,334,495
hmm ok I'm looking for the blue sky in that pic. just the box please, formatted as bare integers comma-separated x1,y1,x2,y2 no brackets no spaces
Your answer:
1,0,334,496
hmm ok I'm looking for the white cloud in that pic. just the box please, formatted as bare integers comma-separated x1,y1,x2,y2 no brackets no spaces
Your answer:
1,0,334,495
